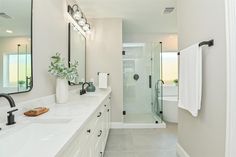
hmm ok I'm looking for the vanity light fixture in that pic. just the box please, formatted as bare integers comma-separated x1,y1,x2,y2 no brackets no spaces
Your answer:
68,4,91,33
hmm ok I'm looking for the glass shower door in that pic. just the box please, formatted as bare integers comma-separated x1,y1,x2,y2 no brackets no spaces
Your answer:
123,42,163,124
123,43,152,123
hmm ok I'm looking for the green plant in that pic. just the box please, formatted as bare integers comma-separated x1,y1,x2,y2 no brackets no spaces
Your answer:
18,80,25,85
48,53,79,82
173,79,178,84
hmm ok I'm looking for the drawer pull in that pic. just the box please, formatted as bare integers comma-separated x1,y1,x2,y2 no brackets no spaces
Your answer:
104,104,107,107
87,129,91,133
107,109,110,112
97,112,102,117
98,130,102,137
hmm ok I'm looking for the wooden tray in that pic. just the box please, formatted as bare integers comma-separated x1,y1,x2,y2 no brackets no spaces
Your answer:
24,107,49,117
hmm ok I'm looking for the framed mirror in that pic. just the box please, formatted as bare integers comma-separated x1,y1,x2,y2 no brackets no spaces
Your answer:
68,23,86,85
0,0,33,94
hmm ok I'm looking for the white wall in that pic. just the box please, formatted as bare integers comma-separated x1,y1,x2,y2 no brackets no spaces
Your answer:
0,0,77,122
86,18,123,122
177,0,227,157
123,33,178,52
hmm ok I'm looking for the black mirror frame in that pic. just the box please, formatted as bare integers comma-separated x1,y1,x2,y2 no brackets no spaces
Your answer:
68,23,86,86
8,0,34,95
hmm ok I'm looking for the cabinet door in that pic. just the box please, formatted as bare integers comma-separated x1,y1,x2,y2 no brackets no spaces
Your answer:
80,138,94,157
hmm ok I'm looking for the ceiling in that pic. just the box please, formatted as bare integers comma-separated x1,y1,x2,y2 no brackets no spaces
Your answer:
78,0,177,34
0,0,31,37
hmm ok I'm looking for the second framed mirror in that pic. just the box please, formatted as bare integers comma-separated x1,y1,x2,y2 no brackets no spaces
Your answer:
68,23,86,85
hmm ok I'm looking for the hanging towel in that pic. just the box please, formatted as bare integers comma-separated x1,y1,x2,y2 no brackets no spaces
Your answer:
98,73,108,89
178,43,202,117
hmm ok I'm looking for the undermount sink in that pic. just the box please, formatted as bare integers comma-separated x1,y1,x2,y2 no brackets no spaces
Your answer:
0,123,67,157
29,118,72,124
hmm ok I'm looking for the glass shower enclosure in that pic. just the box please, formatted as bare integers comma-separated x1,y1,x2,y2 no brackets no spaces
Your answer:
2,44,32,93
123,42,164,124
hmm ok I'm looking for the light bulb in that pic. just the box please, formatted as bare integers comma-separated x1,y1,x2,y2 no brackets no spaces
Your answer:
83,24,90,31
73,10,82,20
78,18,86,26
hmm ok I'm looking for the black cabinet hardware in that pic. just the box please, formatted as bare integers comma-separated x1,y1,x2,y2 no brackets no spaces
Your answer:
98,130,102,137
97,112,102,117
87,129,91,133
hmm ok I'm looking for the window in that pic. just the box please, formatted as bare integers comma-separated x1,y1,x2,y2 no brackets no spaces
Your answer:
162,52,178,85
3,53,31,88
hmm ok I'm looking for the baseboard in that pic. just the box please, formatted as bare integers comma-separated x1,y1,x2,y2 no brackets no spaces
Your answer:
176,143,190,157
111,122,124,128
111,122,166,129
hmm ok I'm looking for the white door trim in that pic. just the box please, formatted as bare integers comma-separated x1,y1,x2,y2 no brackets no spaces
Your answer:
225,0,236,156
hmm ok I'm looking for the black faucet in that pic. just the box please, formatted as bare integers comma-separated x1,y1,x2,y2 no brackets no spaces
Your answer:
80,82,90,95
0,93,16,108
0,94,18,125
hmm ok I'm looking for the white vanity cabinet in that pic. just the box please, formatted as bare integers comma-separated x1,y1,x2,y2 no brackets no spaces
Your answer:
58,95,111,157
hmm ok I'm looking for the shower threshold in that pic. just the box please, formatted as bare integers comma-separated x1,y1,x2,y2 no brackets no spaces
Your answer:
122,113,166,129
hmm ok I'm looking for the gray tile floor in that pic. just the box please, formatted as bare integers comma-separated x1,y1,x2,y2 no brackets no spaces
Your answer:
104,123,178,157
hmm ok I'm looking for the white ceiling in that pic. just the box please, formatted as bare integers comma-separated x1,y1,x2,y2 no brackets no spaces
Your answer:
0,0,31,37
78,0,177,34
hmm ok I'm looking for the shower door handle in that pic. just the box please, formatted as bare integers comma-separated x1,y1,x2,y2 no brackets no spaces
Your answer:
149,75,152,88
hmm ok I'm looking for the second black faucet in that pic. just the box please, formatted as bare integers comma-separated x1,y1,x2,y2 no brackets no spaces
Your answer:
80,82,90,95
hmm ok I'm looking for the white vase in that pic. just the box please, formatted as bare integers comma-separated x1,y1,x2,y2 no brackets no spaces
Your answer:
56,78,69,104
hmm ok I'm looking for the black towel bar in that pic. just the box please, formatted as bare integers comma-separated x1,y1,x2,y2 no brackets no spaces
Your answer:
178,39,214,56
199,39,214,47
97,72,110,75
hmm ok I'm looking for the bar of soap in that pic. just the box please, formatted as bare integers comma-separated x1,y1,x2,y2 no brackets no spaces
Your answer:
24,107,49,117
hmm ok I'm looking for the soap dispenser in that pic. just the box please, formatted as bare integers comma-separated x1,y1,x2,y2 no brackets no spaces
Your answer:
86,79,96,92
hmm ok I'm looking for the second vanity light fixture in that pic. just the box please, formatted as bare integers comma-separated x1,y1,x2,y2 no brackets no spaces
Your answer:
68,4,91,33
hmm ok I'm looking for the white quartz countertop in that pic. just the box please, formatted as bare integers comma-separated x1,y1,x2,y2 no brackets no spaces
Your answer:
0,88,111,157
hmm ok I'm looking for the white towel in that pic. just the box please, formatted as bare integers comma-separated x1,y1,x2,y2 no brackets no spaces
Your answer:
178,44,202,117
98,73,108,89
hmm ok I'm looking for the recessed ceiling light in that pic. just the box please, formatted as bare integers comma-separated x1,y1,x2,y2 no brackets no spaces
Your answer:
6,30,13,33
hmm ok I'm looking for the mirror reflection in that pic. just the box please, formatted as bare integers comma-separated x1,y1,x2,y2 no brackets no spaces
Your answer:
69,23,86,85
0,0,32,94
